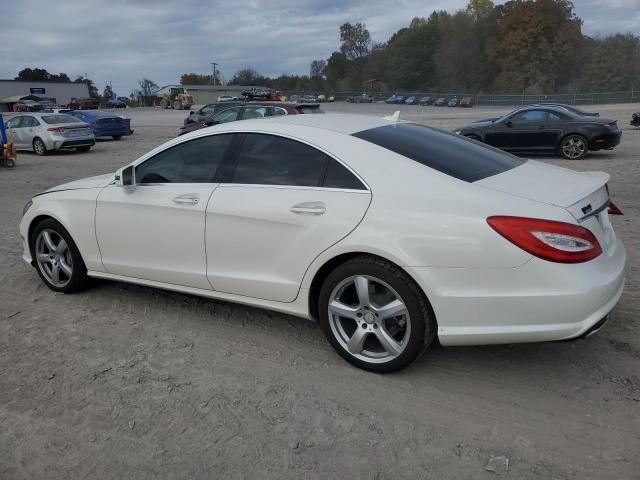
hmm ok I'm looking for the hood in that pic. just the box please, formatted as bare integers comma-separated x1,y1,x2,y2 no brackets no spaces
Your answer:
475,160,609,209
465,119,496,129
42,172,115,194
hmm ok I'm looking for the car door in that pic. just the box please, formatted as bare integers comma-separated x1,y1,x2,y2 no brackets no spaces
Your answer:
95,134,235,289
491,110,551,151
4,116,25,148
205,133,372,303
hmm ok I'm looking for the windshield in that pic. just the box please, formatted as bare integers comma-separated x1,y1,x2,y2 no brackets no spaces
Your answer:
353,122,525,182
42,114,80,124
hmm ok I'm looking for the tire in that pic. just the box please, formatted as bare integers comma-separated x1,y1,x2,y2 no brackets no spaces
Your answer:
30,219,90,293
76,146,91,152
318,255,436,373
0,158,15,168
560,134,588,160
112,135,122,140
173,101,182,110
33,138,47,156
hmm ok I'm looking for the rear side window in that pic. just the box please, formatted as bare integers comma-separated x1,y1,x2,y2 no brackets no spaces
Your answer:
352,123,525,182
232,134,328,186
323,160,366,190
135,134,232,183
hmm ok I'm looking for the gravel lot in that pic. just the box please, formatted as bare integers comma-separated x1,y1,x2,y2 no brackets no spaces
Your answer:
1,103,639,479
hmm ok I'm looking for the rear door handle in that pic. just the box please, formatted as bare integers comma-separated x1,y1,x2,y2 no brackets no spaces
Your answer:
290,202,326,215
172,194,200,205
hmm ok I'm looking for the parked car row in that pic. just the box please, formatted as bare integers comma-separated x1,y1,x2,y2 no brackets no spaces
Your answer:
454,104,620,160
385,95,474,107
346,93,374,103
3,110,134,155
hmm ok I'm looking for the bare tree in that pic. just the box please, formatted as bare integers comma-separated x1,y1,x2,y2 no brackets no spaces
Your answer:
339,22,371,60
137,78,159,97
310,59,327,77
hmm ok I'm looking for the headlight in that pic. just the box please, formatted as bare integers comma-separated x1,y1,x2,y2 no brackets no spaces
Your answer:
22,199,33,216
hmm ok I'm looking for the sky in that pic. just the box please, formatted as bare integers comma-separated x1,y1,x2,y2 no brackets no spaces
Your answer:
0,0,638,96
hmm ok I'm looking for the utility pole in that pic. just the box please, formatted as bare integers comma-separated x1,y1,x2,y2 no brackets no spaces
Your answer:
210,62,218,87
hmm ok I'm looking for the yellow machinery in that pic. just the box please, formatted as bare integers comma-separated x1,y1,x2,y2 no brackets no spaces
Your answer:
160,87,194,110
0,113,16,168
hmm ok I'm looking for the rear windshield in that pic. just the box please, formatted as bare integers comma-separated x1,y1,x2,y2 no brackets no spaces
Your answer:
352,123,525,182
298,106,323,114
41,114,78,124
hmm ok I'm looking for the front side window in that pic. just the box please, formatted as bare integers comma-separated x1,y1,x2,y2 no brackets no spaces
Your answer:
241,106,269,120
232,134,329,187
6,117,22,128
135,134,233,184
271,107,287,116
213,108,241,124
510,110,547,125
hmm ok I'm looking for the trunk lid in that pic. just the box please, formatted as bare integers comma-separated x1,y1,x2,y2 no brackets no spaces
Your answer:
476,160,617,255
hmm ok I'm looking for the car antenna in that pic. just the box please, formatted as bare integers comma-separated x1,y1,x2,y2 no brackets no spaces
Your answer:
384,110,401,122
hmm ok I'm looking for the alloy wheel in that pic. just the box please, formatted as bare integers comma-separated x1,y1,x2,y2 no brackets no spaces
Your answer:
33,139,46,155
562,137,586,159
35,229,73,287
328,275,411,364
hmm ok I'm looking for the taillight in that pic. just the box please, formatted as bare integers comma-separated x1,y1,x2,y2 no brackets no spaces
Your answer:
608,201,623,215
47,127,66,132
487,216,602,263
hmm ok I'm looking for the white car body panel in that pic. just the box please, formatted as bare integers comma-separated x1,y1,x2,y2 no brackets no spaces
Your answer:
19,114,626,347
206,185,371,302
95,183,217,290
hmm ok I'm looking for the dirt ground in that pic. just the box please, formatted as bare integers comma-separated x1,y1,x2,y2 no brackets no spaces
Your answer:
1,103,639,479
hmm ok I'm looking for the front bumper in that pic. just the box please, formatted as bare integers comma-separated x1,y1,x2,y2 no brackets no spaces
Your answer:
406,237,626,346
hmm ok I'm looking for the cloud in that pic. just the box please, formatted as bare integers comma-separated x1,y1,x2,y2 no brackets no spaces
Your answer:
0,0,636,96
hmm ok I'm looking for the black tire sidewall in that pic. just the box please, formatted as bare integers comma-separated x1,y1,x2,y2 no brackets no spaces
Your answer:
318,257,435,373
30,219,88,293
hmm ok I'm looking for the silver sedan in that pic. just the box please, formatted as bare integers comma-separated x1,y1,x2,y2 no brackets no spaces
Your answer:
4,113,95,155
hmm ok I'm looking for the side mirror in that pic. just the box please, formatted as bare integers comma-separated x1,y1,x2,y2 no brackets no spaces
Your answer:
505,120,513,127
115,165,135,187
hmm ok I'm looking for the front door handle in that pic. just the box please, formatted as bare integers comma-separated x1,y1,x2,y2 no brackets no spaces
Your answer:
173,194,200,205
290,202,326,215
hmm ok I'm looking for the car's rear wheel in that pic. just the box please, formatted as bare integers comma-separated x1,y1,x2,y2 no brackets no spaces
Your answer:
560,134,588,160
33,138,47,156
318,256,436,372
173,101,182,110
31,219,89,293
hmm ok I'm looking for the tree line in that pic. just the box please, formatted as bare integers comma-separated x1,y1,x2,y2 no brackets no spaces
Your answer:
227,0,640,94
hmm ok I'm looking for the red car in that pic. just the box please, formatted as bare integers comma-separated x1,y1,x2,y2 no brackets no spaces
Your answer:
67,97,99,110
178,102,322,136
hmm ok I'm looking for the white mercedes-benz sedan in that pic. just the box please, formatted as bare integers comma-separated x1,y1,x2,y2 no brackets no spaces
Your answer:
19,114,626,372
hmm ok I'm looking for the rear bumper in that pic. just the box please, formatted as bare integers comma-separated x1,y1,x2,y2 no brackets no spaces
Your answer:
590,131,621,150
406,238,626,346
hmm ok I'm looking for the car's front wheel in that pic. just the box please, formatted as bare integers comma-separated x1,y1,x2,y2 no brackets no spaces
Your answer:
31,219,89,293
318,256,436,372
560,134,588,160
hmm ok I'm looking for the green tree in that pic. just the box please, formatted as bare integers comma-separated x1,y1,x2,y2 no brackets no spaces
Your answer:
579,34,640,92
489,0,584,93
180,72,220,85
15,68,71,82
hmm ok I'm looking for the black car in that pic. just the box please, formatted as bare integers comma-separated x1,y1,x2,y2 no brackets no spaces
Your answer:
631,112,640,127
418,96,432,106
455,106,621,160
